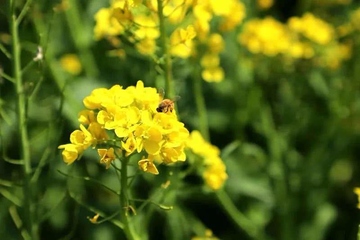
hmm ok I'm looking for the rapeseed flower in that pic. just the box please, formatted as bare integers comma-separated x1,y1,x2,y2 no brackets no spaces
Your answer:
354,188,360,209
59,81,189,174
288,13,335,45
59,54,82,75
170,25,197,58
186,131,227,190
239,17,292,56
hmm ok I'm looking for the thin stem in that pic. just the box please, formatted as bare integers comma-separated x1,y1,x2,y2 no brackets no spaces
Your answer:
0,42,12,59
261,106,293,240
0,68,15,83
64,0,98,77
10,0,38,238
193,64,209,140
120,157,140,240
16,0,34,25
215,190,265,240
157,0,174,98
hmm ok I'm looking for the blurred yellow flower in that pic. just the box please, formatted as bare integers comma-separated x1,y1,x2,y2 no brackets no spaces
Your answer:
94,8,124,40
59,54,82,75
257,0,274,9
288,13,335,45
187,131,228,190
239,17,292,56
207,34,224,54
200,54,224,82
354,188,360,209
170,25,197,58
88,213,100,224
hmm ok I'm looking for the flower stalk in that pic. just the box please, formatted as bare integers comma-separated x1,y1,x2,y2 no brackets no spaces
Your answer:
156,0,174,98
120,156,139,240
193,65,210,141
215,190,265,240
10,0,38,238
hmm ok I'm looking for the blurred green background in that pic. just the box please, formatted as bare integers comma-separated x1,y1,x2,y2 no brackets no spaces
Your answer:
1,0,360,239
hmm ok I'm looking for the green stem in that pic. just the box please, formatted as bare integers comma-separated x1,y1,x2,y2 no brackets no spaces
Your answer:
10,0,38,239
215,190,264,239
157,0,174,98
65,0,98,77
120,157,139,240
193,64,209,140
261,106,293,240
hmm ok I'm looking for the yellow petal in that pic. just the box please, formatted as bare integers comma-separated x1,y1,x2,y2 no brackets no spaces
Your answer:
138,159,159,175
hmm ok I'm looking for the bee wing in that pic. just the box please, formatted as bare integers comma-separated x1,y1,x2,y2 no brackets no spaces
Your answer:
172,95,181,102
158,88,165,101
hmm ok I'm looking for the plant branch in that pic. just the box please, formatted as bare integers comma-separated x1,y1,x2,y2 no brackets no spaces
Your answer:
10,1,38,238
156,0,174,98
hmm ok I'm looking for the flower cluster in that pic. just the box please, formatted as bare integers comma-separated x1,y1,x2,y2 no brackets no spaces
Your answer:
186,131,227,190
288,13,334,45
93,0,246,81
59,81,189,174
238,13,351,69
238,17,293,57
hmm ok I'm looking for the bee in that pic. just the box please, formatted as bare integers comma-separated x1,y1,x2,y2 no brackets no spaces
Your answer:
156,89,180,113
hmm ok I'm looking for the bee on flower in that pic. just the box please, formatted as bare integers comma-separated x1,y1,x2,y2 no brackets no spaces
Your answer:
58,80,189,175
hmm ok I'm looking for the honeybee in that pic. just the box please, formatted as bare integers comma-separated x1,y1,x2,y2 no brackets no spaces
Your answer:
156,89,180,113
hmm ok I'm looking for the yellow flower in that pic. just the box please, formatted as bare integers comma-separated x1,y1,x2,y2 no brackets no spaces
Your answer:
193,4,212,40
98,148,116,169
136,38,157,55
88,213,100,224
207,34,224,54
354,188,360,209
187,131,227,190
288,13,335,45
59,54,82,75
138,158,159,175
134,124,163,155
83,87,111,109
78,110,96,125
58,144,83,164
94,7,124,40
170,25,197,58
239,17,292,56
200,54,224,82
59,80,189,174
201,67,224,83
203,157,228,190
122,133,138,156
257,0,273,9
133,15,159,40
